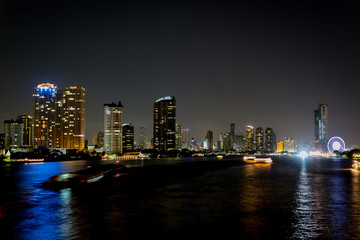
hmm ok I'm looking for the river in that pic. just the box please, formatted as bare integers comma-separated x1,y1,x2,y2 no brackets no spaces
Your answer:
0,156,360,239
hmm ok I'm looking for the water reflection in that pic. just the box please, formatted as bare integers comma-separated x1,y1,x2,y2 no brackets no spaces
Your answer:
292,160,324,239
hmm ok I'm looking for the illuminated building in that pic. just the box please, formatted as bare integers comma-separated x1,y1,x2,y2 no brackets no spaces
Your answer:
33,83,59,148
255,127,264,152
230,123,235,139
277,141,284,152
175,123,182,150
93,130,104,148
17,115,33,147
223,133,233,152
314,102,328,150
217,133,224,151
245,125,255,152
139,126,148,149
122,123,134,152
283,137,297,153
153,96,176,151
33,83,85,150
104,101,123,154
4,119,24,148
60,86,86,150
181,129,190,149
205,130,213,151
265,127,277,152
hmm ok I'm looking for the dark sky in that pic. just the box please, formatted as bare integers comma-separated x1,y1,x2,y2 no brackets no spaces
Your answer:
1,0,360,147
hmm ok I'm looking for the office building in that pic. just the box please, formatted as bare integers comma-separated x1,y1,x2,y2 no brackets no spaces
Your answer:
314,103,328,150
217,133,224,151
153,96,176,151
104,101,123,154
284,137,297,153
93,130,104,148
265,127,277,152
245,125,255,152
255,127,264,152
122,123,134,152
17,115,33,147
204,130,213,151
175,123,182,150
181,129,190,149
33,83,85,149
139,126,148,150
4,119,24,148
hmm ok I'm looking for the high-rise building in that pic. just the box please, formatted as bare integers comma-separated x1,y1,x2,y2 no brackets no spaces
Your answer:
139,126,148,150
265,127,277,152
122,123,134,152
230,123,235,138
204,130,213,151
175,123,182,150
33,83,60,148
181,129,190,149
283,137,297,153
17,115,33,147
60,86,86,150
153,96,176,151
93,130,104,148
217,133,224,151
255,127,264,152
314,103,328,151
33,83,85,149
223,133,233,152
104,101,123,154
4,119,24,148
245,125,255,152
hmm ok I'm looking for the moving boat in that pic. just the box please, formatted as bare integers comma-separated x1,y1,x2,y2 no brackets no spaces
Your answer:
352,153,360,170
43,163,127,189
243,155,272,164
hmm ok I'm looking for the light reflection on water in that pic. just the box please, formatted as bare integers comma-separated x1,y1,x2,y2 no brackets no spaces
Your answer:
291,160,326,239
1,158,360,239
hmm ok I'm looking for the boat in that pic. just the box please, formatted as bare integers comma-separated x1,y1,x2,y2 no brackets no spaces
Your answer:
43,163,127,189
216,155,224,159
352,153,360,170
243,155,272,164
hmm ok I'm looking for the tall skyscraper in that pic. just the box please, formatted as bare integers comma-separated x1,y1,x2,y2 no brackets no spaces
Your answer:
33,83,59,148
175,123,182,150
245,125,255,152
4,119,24,148
17,115,33,147
217,133,224,151
255,127,264,152
204,130,213,151
104,101,123,154
153,96,176,151
93,130,104,148
122,123,134,152
314,103,328,150
181,129,190,149
139,126,148,150
265,127,277,152
60,86,86,150
33,83,85,149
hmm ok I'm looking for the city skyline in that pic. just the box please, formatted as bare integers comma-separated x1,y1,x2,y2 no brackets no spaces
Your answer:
1,1,360,146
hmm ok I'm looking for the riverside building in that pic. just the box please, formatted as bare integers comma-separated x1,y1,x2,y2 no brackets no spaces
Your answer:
153,96,176,151
33,83,85,150
104,102,123,154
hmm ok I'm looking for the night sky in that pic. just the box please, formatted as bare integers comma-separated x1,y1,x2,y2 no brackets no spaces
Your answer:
1,0,360,147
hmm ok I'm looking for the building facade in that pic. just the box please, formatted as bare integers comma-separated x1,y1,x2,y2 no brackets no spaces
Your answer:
122,123,134,152
104,102,123,154
245,125,255,152
4,119,24,148
139,126,148,150
255,127,264,152
265,127,277,152
204,130,213,151
33,83,85,150
314,103,328,151
153,96,176,151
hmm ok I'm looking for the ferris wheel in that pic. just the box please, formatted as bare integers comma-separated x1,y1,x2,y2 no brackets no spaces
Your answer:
327,136,345,153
